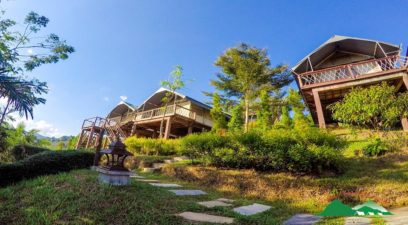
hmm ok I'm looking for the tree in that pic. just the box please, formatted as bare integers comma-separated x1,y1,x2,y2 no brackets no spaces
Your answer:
228,103,244,131
287,89,309,129
256,89,273,130
278,105,292,128
329,82,408,131
212,43,292,132
210,92,227,132
67,136,79,149
56,141,66,150
159,65,185,138
0,11,74,126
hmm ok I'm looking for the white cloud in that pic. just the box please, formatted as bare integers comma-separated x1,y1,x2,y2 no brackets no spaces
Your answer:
11,118,63,137
120,96,128,101
27,49,34,55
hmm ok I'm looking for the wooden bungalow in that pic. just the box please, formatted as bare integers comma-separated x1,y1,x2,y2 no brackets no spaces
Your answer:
292,35,408,131
76,88,215,149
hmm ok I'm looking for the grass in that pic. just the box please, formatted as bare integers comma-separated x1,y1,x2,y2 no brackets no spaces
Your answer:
0,169,294,225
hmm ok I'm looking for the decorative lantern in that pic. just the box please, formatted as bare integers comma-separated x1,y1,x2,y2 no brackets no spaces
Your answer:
96,139,134,185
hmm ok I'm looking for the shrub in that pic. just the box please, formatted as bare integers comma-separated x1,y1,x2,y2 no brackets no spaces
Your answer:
0,150,94,187
180,128,345,174
124,137,180,156
362,138,389,157
11,145,50,161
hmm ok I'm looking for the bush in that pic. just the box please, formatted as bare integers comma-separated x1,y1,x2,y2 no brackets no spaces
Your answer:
124,137,180,156
11,145,50,161
0,150,94,187
363,138,389,157
180,128,345,174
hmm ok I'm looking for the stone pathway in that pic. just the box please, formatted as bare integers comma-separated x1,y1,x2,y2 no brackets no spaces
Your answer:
283,214,322,225
385,206,408,225
177,212,234,224
137,179,159,182
198,200,233,208
344,217,371,225
169,189,207,196
130,174,145,179
149,183,182,187
233,203,271,216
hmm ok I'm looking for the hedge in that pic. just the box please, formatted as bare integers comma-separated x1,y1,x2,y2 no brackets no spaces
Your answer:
180,128,346,174
0,150,94,187
124,137,180,156
11,145,51,161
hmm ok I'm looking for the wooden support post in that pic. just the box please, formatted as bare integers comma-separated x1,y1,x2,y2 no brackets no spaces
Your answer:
164,117,172,139
93,129,105,166
188,125,193,134
75,129,85,149
402,75,408,132
130,123,137,136
85,128,95,149
312,89,326,129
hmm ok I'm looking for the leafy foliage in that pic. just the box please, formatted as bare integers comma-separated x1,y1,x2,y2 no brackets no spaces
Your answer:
124,137,180,156
227,103,244,131
210,92,227,132
11,145,50,161
181,128,345,174
256,89,273,130
0,11,74,125
212,43,292,131
362,138,389,157
287,88,309,129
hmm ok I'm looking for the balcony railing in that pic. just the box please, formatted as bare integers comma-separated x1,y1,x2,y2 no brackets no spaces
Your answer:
109,104,212,126
297,55,408,88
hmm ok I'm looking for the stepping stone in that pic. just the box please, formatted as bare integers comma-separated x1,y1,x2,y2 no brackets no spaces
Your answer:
164,159,174,164
137,179,160,182
198,200,233,208
169,190,207,196
130,175,145,178
345,217,371,225
153,163,165,169
233,203,271,216
217,198,235,203
177,212,234,224
283,214,322,225
173,156,189,161
143,167,157,173
149,183,182,187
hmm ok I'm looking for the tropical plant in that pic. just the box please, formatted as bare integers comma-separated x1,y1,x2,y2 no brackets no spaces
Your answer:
329,83,408,131
159,65,185,138
0,11,74,126
210,92,227,132
212,43,292,132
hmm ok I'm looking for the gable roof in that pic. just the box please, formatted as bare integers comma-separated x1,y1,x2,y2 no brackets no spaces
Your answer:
107,101,136,118
292,35,401,74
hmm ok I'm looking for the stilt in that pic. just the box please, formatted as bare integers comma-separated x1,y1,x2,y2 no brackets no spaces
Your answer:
75,130,85,149
188,125,193,134
312,89,326,129
85,128,95,149
164,117,172,139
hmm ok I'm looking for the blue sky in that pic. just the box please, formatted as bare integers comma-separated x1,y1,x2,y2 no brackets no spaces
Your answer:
3,0,408,137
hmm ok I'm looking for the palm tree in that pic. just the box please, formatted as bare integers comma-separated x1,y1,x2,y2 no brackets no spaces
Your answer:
0,74,47,126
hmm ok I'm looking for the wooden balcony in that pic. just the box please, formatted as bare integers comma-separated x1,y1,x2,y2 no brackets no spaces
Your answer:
296,55,408,89
109,105,212,127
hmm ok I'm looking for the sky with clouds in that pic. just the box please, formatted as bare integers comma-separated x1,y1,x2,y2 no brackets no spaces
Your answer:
2,0,408,137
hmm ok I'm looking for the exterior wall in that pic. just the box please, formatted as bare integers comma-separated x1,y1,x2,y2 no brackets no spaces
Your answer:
316,53,371,70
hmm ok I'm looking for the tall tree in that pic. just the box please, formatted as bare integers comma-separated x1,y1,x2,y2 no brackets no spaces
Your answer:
227,103,244,131
278,105,292,128
159,65,185,138
0,11,74,126
210,92,227,132
212,43,292,132
256,89,273,131
287,89,309,129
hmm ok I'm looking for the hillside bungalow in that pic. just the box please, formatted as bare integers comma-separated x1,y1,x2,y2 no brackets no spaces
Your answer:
76,88,216,149
292,35,408,130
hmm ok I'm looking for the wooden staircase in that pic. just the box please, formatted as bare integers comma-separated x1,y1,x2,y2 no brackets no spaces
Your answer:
75,117,127,149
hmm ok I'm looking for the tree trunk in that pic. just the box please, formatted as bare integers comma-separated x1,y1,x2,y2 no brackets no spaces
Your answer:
0,100,10,126
244,98,249,132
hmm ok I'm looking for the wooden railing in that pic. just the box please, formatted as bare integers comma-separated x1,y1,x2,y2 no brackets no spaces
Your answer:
297,55,408,88
81,116,126,141
111,105,203,125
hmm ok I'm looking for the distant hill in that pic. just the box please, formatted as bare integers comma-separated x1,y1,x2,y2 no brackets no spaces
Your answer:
35,134,75,145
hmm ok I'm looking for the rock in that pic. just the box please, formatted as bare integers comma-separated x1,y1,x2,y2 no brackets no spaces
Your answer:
173,156,189,161
177,212,234,224
283,214,322,225
216,198,235,203
142,167,157,173
345,217,371,225
169,190,207,196
149,183,182,187
233,203,271,216
164,159,174,164
153,163,165,169
198,200,233,208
